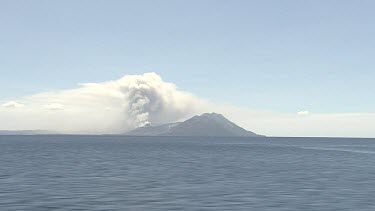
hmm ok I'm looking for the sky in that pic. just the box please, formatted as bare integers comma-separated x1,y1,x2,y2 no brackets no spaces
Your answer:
0,0,374,136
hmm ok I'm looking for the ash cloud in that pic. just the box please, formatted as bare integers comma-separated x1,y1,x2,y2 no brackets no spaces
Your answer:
116,73,210,129
0,73,210,133
1,72,375,137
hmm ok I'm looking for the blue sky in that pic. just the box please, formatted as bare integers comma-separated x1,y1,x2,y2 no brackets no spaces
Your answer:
1,0,374,113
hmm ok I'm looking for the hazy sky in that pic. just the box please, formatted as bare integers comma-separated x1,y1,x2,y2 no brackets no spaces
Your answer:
0,1,374,136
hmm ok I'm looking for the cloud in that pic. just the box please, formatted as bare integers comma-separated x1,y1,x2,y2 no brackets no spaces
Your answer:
44,103,64,110
0,73,211,134
297,110,310,116
2,101,25,108
0,72,374,137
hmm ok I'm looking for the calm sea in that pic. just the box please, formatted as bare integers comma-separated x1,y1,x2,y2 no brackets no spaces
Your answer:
1,135,375,210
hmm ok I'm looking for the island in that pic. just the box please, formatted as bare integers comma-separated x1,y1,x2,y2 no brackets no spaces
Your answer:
124,112,264,137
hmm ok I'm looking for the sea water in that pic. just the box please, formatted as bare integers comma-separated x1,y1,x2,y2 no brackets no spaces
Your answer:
1,135,375,210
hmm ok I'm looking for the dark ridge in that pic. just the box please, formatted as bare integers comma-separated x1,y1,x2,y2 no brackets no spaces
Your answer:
125,113,263,137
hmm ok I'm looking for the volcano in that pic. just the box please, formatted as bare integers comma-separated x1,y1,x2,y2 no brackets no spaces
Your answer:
124,113,263,137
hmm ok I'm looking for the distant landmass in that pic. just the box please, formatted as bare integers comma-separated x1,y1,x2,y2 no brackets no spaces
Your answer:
0,113,263,137
0,130,58,135
125,113,263,137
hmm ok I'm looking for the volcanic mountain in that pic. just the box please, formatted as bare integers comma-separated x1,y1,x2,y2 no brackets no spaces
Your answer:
124,113,263,137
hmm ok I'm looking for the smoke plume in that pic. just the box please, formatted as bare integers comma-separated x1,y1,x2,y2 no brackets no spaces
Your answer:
0,73,210,133
1,72,375,137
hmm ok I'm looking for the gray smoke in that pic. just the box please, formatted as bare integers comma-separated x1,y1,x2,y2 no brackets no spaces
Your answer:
0,73,210,133
117,73,207,129
1,72,375,137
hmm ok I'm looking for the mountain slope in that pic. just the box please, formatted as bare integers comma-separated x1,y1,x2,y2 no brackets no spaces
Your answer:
124,113,263,137
125,123,180,136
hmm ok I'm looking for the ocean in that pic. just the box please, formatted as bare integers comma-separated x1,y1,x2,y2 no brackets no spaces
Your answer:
1,135,375,210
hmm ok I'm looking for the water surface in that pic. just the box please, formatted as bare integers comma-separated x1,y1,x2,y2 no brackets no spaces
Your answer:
1,135,375,210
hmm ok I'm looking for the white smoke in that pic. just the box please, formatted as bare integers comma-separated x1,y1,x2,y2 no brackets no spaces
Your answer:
1,72,375,137
116,73,212,128
0,73,211,133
